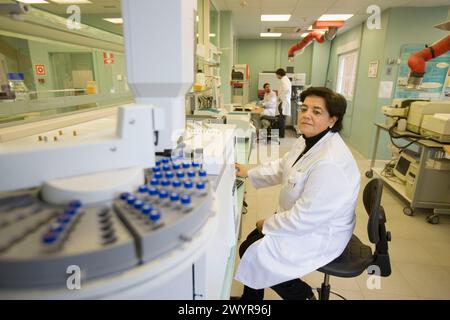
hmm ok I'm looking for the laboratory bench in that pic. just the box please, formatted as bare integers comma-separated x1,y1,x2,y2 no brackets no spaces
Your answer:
220,138,252,299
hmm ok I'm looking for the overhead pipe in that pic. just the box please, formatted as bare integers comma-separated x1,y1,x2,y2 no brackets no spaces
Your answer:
407,34,450,88
288,28,338,61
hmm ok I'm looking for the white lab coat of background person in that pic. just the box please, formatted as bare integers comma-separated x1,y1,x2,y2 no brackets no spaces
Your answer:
278,75,292,117
234,131,361,289
261,90,277,116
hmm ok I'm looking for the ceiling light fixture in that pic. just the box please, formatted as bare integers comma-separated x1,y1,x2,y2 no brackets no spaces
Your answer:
103,18,123,24
50,0,92,3
318,14,353,21
16,0,48,3
261,14,291,22
260,33,282,37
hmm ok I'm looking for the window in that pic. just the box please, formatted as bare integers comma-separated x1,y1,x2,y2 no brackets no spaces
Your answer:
336,50,358,99
0,32,131,126
209,0,219,46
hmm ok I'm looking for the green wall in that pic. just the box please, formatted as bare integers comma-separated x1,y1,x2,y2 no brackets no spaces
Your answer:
310,40,331,87
236,39,313,101
323,6,449,159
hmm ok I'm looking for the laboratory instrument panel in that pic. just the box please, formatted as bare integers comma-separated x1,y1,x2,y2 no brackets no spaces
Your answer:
0,157,213,289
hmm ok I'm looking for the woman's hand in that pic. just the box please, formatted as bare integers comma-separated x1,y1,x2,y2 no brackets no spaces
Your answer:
235,163,248,178
256,219,265,233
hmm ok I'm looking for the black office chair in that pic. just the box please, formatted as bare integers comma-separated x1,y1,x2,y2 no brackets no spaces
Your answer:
317,178,392,300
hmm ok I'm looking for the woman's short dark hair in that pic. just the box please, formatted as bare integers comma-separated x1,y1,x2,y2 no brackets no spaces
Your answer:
275,68,286,77
263,82,270,89
299,87,347,133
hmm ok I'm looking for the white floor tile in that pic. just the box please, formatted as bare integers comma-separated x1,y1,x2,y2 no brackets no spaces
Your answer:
394,262,450,299
328,289,365,300
388,238,440,265
355,262,417,296
362,291,420,300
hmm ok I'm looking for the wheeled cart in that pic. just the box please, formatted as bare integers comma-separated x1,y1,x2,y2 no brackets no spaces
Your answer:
366,123,450,224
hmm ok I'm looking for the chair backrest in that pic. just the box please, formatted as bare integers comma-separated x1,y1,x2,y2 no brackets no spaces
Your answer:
362,179,392,277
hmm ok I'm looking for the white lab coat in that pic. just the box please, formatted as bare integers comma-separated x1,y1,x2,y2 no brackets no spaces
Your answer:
278,75,292,117
234,132,360,289
261,91,277,116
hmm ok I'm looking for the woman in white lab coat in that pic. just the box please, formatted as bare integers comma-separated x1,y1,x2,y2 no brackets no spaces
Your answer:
275,68,291,138
234,87,360,300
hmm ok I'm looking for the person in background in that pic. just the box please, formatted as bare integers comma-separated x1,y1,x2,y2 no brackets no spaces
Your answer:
260,83,277,130
275,68,291,138
233,87,360,300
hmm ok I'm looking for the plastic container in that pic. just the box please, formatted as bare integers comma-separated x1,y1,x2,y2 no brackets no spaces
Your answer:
194,70,206,91
86,80,97,94
7,73,29,101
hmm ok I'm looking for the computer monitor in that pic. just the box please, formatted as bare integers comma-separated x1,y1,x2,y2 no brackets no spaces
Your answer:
393,151,418,182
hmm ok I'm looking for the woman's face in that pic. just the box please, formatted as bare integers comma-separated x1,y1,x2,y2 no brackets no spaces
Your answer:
298,95,337,138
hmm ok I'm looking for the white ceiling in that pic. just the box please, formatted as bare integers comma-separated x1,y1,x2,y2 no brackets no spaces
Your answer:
1,0,449,38
212,0,450,39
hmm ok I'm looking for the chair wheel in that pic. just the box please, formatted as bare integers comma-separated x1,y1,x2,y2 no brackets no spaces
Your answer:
426,214,439,224
403,207,414,216
365,170,373,178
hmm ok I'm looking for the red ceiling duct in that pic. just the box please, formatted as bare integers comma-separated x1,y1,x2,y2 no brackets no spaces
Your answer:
288,27,343,61
287,23,341,60
407,35,450,88
312,20,345,29
288,31,325,59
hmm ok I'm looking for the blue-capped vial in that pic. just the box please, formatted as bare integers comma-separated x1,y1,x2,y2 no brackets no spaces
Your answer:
152,166,161,173
134,200,144,210
196,182,206,190
120,192,130,200
192,161,200,168
172,180,182,188
141,204,152,215
154,172,163,179
155,160,162,167
127,195,137,205
172,163,181,170
170,192,180,202
160,179,170,187
64,207,77,217
165,171,174,179
149,209,161,222
57,215,72,225
187,170,196,178
183,180,193,189
162,164,171,171
42,231,58,245
176,171,185,179
49,222,64,234
138,185,148,193
198,170,207,177
69,200,82,209
182,162,190,169
159,190,169,200
148,187,159,196
162,158,170,164
181,194,192,206
150,178,159,186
